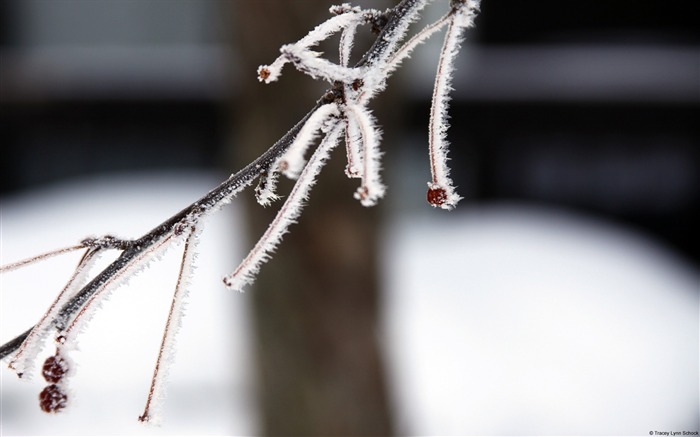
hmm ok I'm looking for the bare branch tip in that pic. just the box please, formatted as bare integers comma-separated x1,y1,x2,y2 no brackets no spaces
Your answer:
427,183,461,210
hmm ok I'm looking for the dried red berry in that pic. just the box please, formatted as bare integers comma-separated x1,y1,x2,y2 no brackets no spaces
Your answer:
42,354,68,383
356,185,369,200
258,67,271,81
39,384,67,413
427,186,448,206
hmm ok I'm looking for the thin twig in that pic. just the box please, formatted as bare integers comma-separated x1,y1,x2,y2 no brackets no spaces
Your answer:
8,248,102,377
0,245,85,274
0,0,428,361
0,103,320,361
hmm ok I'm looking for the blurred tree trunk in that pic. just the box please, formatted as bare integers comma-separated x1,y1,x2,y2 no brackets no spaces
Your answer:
227,2,394,435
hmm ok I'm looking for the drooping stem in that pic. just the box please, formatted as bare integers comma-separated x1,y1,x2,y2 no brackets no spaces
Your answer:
139,224,200,424
0,0,435,361
0,103,321,361
8,248,102,376
224,122,344,291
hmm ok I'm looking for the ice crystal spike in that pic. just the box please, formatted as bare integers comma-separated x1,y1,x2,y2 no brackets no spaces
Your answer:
140,224,201,424
59,232,180,355
345,105,385,206
8,248,102,378
382,12,452,77
339,16,360,68
278,104,340,179
257,9,367,84
255,169,281,206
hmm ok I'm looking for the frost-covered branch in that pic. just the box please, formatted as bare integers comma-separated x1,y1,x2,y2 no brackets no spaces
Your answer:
139,222,202,424
0,0,480,423
427,0,480,209
223,121,344,292
0,99,323,361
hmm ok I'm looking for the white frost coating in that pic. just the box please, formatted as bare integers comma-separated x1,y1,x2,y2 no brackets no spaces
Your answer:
257,58,287,84
258,10,364,84
343,113,364,178
382,12,451,77
453,0,481,28
366,0,430,66
339,14,364,180
279,103,340,179
7,249,103,378
282,45,367,84
339,17,360,68
255,169,281,207
296,9,364,52
346,0,433,103
427,1,479,211
0,244,84,273
0,2,488,425
345,105,385,207
59,231,186,353
203,170,259,214
140,223,202,425
223,123,344,292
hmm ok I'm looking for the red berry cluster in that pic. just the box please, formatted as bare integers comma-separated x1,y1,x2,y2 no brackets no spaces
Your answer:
39,351,68,413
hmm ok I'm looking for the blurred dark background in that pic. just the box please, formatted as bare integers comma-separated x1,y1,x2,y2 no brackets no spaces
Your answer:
1,0,697,262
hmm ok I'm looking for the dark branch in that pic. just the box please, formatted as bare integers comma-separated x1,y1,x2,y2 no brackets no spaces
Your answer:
0,0,424,361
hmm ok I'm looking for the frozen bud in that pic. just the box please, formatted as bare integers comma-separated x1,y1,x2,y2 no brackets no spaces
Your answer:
39,384,68,413
355,185,369,201
426,182,461,210
345,164,360,178
257,58,286,83
258,66,271,82
42,353,68,383
427,186,448,207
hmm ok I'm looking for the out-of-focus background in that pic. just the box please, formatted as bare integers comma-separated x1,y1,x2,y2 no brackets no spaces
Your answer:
1,0,698,435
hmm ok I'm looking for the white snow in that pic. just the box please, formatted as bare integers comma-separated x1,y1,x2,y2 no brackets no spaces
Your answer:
381,203,699,435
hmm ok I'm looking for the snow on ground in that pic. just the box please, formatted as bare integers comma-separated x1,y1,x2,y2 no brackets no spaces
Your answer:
1,172,257,435
1,171,698,435
381,204,699,435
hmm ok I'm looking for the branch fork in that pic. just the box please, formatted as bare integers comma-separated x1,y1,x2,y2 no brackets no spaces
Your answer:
0,0,480,423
